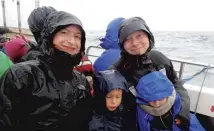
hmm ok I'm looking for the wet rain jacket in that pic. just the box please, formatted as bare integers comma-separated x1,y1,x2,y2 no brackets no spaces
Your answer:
0,11,92,131
93,17,124,72
89,70,128,131
136,71,205,131
109,17,190,131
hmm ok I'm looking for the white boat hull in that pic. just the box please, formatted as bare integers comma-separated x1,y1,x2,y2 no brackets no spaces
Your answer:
185,84,214,117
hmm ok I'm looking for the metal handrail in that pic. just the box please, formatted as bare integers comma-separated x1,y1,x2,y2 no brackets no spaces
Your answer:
85,46,102,57
35,0,40,8
1,0,41,34
1,0,6,27
170,58,214,80
85,45,214,80
194,64,210,114
17,0,21,34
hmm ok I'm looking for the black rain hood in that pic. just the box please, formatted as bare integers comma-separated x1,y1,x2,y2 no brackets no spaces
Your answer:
93,70,128,114
28,6,57,42
118,17,155,54
21,6,57,62
37,11,86,69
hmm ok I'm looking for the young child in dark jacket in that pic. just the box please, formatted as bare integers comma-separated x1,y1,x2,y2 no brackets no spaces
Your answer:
136,71,205,131
89,69,128,131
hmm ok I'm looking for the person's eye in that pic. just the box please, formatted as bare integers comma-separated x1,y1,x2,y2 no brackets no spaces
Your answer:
74,35,81,39
60,30,68,35
106,96,112,99
124,38,130,43
116,96,121,98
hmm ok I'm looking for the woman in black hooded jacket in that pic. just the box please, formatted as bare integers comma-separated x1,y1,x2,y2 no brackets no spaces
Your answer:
0,11,92,131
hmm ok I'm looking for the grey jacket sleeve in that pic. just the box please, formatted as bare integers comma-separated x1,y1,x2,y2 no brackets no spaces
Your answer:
166,61,190,120
150,50,190,122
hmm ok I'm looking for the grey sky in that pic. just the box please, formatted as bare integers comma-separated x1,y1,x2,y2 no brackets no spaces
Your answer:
1,0,213,31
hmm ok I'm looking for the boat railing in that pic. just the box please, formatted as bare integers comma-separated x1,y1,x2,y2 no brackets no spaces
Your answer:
85,45,214,80
1,0,40,32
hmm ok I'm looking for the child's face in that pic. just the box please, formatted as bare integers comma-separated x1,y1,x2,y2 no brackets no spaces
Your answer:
148,98,167,108
106,89,123,111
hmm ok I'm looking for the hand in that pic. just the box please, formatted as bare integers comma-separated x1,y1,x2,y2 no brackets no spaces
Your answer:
175,115,189,131
86,76,94,96
175,118,181,125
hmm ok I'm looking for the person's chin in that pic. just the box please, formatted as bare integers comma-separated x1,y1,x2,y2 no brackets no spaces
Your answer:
108,107,117,111
153,105,161,108
138,50,147,55
131,48,146,55
65,50,78,55
132,51,145,55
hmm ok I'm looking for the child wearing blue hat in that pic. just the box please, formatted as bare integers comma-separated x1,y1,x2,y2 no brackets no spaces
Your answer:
136,71,205,131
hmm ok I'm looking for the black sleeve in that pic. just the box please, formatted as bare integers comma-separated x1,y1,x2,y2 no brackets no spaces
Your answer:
20,48,42,62
0,69,20,130
73,72,93,130
150,50,190,122
108,58,121,70
81,76,93,130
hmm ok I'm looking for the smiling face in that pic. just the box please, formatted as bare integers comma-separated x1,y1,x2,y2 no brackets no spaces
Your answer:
123,30,150,55
53,25,82,55
106,89,123,111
